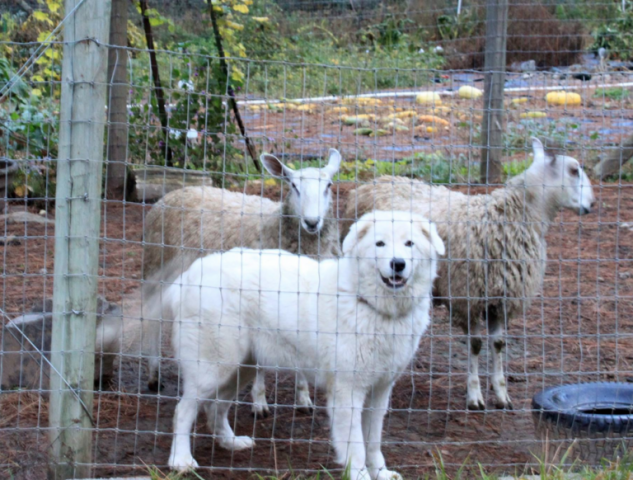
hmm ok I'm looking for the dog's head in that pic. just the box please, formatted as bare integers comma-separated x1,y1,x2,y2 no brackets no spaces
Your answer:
342,210,444,312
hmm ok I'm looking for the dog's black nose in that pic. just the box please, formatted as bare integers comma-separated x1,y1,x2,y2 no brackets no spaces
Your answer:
390,258,406,273
304,218,319,231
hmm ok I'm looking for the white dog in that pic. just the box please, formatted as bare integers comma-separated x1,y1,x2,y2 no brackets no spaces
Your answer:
156,210,444,479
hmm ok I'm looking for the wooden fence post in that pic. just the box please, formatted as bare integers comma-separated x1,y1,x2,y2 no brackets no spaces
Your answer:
480,0,508,185
48,1,112,478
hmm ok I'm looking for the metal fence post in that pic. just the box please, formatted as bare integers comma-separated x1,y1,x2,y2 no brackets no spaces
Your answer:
480,0,508,185
48,1,112,478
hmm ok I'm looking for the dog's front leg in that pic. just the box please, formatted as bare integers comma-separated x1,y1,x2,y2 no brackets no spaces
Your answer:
328,386,369,480
362,382,401,480
168,394,200,472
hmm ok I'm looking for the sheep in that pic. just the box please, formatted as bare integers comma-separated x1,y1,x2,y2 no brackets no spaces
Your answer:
593,131,633,180
141,149,342,415
342,138,595,410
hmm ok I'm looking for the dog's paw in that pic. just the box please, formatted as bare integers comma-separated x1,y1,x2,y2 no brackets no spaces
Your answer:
374,468,403,480
218,435,255,451
168,452,199,472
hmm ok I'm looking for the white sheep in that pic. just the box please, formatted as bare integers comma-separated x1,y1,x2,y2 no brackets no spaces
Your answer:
342,138,595,410
141,149,342,415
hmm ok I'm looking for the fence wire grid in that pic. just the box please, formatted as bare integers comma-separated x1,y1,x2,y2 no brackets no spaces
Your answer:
1,0,633,479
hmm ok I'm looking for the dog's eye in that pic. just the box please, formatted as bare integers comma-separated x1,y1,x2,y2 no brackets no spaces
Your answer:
375,241,385,247
405,240,414,247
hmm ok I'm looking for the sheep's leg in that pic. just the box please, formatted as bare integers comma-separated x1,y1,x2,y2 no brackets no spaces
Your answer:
464,321,485,410
296,372,314,413
487,306,513,410
251,369,270,417
148,358,162,392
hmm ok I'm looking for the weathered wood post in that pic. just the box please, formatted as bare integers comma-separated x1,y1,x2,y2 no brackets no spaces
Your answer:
49,1,112,478
480,0,508,185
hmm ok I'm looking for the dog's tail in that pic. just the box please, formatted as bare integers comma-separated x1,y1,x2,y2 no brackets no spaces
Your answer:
111,256,191,359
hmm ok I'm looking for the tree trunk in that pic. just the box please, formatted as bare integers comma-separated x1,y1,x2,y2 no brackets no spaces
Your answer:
480,0,508,185
139,0,173,167
106,0,131,200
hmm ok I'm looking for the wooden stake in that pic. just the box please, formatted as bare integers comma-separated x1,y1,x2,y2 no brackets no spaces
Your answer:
48,1,111,478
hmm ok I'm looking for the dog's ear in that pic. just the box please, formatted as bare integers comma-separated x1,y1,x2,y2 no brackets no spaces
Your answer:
420,220,445,256
342,218,372,255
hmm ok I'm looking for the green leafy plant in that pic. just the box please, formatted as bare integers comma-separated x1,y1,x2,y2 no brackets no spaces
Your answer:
361,15,415,49
436,10,479,42
593,87,630,101
592,2,633,60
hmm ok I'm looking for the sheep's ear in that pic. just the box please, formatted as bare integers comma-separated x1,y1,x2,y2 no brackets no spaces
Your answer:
342,217,371,255
531,137,545,161
425,221,445,256
323,148,342,177
530,136,559,167
261,153,293,179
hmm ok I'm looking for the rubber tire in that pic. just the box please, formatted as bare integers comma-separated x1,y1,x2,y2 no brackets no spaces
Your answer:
532,382,633,435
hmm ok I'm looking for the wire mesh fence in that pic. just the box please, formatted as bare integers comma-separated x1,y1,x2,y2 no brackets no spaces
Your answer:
1,0,633,478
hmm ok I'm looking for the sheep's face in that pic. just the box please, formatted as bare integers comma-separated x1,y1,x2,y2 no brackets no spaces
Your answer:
550,154,595,215
261,149,341,234
531,137,596,215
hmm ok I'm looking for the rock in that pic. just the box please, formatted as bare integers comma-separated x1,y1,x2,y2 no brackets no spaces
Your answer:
0,211,55,226
619,272,632,280
510,60,536,72
0,235,20,246
38,210,46,216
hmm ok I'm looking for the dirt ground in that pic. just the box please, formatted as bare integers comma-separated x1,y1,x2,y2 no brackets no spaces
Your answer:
1,175,632,479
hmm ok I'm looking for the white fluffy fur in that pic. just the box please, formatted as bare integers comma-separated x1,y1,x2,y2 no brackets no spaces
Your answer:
149,210,444,479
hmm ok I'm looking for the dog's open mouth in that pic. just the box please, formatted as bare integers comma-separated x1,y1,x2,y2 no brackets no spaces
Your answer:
381,274,407,289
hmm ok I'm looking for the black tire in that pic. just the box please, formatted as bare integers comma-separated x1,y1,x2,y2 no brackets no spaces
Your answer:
533,382,633,435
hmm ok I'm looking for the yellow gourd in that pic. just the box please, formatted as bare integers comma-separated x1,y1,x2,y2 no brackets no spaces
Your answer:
546,91,582,106
328,106,348,114
418,115,450,127
342,97,383,106
520,111,547,118
416,92,442,105
458,86,483,99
